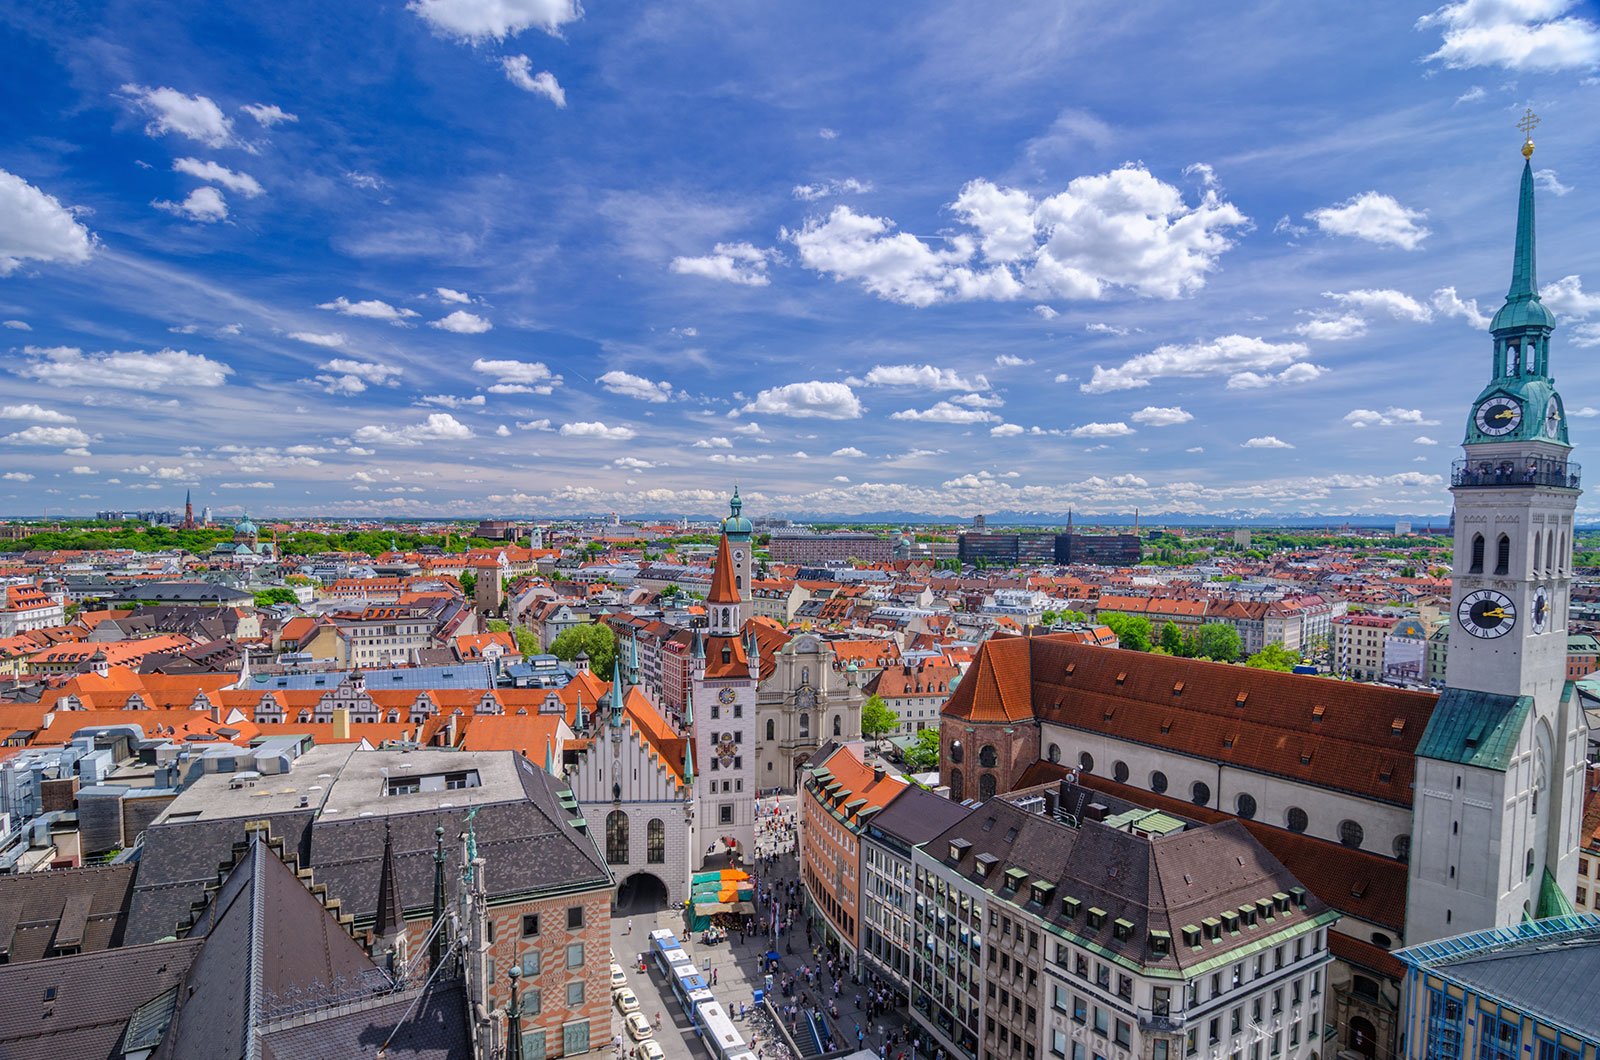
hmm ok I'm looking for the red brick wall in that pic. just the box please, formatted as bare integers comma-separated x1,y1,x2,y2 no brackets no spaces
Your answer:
800,784,860,951
939,718,1039,799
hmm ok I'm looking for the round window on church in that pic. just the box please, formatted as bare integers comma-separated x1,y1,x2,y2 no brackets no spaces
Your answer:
1047,744,1060,764
1078,752,1094,774
1286,807,1308,833
979,745,997,768
1236,793,1257,820
1339,820,1364,849
1191,781,1210,807
1113,761,1129,784
1393,835,1411,862
1150,771,1168,794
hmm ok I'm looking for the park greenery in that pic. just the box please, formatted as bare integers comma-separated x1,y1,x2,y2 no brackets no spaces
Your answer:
1244,643,1304,671
902,728,941,772
549,622,616,676
252,587,299,608
860,694,898,747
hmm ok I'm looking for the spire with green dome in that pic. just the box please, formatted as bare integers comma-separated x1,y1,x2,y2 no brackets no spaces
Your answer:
720,484,753,541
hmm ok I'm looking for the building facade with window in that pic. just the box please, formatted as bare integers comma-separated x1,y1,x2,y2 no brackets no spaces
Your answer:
691,532,760,865
910,780,1337,1060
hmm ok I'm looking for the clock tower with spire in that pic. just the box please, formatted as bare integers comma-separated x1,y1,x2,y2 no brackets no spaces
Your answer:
689,530,759,867
1406,117,1588,942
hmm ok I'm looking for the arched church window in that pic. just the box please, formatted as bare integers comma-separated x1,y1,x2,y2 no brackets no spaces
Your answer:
1560,531,1568,572
736,576,742,590
1236,793,1257,819
1150,771,1168,794
979,745,997,768
722,607,730,625
647,818,665,863
950,770,963,801
1191,781,1210,806
1534,533,1542,573
1508,344,1520,375
979,774,997,799
1078,752,1094,773
1546,530,1555,574
1286,807,1308,833
832,715,841,737
1047,744,1060,763
1470,534,1485,573
799,713,810,737
766,719,775,741
1338,820,1364,849
1495,534,1511,576
950,740,963,764
606,810,629,864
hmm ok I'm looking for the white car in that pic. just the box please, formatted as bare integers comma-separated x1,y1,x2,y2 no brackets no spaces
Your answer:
610,964,629,992
626,1012,653,1042
639,1040,666,1060
615,988,640,1015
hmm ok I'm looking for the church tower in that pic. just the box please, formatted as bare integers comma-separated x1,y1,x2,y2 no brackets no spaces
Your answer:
719,486,753,601
1407,118,1587,942
689,531,757,866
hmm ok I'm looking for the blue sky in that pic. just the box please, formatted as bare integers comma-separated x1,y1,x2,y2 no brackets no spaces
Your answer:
2,0,1599,521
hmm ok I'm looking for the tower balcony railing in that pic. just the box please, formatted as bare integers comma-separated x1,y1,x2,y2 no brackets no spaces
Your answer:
1451,457,1580,490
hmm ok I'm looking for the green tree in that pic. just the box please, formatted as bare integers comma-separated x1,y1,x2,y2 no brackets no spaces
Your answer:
902,728,941,772
1041,609,1060,626
1194,623,1243,663
1099,612,1152,652
459,571,477,598
1245,643,1302,672
549,622,616,676
253,587,298,608
487,619,510,633
860,694,899,748
512,625,539,657
1159,620,1184,655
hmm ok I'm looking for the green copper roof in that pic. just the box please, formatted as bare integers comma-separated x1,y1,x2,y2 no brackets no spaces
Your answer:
1491,160,1554,333
1415,687,1531,772
1536,866,1578,920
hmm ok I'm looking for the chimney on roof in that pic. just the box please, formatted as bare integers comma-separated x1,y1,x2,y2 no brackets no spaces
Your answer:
873,761,886,783
333,707,351,741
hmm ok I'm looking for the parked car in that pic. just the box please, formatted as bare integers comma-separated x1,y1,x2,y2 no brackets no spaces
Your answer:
626,1013,653,1042
639,1040,666,1060
610,964,629,992
615,988,640,1014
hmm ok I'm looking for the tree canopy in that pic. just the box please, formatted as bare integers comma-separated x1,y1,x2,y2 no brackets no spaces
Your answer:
549,622,616,676
902,728,940,772
1099,612,1152,652
1245,643,1303,671
861,694,898,745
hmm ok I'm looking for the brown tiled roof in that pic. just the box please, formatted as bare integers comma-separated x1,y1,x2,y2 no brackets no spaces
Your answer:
808,742,908,827
707,534,740,604
1330,930,1404,980
939,633,1037,723
0,864,136,963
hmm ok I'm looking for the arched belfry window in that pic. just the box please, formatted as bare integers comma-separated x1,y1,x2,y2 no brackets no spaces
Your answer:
1495,534,1511,576
1469,534,1485,574
1533,533,1542,573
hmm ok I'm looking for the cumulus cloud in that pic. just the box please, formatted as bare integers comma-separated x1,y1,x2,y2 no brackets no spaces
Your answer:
0,169,96,275
318,296,420,324
18,345,231,389
313,358,402,395
743,381,862,419
1082,335,1318,393
1070,421,1135,437
153,186,228,222
671,242,775,287
1,425,92,449
219,480,275,488
408,0,582,41
1431,286,1491,329
693,437,732,449
1243,436,1294,449
599,370,672,402
1306,192,1430,249
1417,0,1600,71
1294,313,1367,341
70,465,94,474
472,358,560,393
173,158,263,197
288,330,346,347
501,56,566,106
1344,407,1441,428
351,412,474,446
1033,305,1058,320
516,418,553,431
994,354,1033,367
560,420,637,441
240,102,298,126
1325,288,1435,321
2,472,33,481
2,320,29,329
890,401,998,424
990,423,1025,437
1542,275,1600,318
419,393,486,408
1,403,76,423
431,310,492,333
787,165,1248,307
1086,322,1130,336
1131,405,1192,427
119,84,233,146
1226,363,1326,389
831,447,868,458
860,364,989,391
792,178,871,201
1414,436,1439,445
436,287,473,303
613,456,655,469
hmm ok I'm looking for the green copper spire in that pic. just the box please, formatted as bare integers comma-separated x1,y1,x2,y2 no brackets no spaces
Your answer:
1490,143,1553,333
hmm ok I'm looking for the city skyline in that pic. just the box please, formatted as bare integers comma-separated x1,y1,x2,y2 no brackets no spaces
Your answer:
2,1,1600,519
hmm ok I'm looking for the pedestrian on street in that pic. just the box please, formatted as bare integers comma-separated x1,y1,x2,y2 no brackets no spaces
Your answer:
626,918,633,934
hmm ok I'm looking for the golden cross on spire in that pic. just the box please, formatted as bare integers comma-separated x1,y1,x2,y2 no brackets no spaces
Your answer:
1518,108,1540,158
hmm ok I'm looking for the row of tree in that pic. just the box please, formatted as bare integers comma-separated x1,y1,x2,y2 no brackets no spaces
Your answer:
1096,613,1305,670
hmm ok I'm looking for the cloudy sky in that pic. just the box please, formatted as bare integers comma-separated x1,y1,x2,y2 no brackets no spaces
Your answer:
2,0,1599,521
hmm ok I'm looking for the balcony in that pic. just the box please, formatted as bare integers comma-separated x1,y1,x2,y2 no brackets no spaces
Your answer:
1452,457,1580,490
1138,1008,1184,1033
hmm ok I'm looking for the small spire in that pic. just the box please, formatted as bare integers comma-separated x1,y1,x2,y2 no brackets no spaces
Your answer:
545,737,554,773
375,822,404,944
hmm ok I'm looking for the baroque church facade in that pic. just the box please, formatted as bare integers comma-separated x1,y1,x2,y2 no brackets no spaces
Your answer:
938,135,1586,1060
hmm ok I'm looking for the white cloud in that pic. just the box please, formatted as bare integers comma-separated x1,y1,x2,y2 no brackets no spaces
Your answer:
950,393,1004,408
1570,407,1600,418
599,369,672,402
1070,421,1135,437
1085,322,1130,335
0,169,96,275
1324,288,1435,321
2,472,33,481
560,420,637,441
990,423,1025,437
1344,407,1440,428
408,0,581,41
1082,335,1316,393
708,453,771,465
173,158,263,197
732,421,763,434
318,296,420,324
431,310,492,333
1542,275,1600,318
994,354,1033,367
671,242,775,287
861,364,989,391
313,358,402,395
18,345,231,389
788,166,1247,307
693,437,733,449
472,358,560,391
288,330,346,347
1306,192,1430,249
346,171,384,190
419,393,486,408
1574,324,1600,349
831,447,868,458
351,412,475,447
153,186,228,223
119,84,233,146
1032,305,1058,320
1,425,91,449
240,102,297,126
1052,373,1071,383
219,480,275,489
1186,446,1205,453
743,381,862,419
1432,286,1491,329
436,287,473,303
1,403,75,423
1131,406,1192,427
515,418,551,432
70,465,93,474
1414,436,1440,445
496,424,512,437
891,401,998,424
1293,313,1367,341
1243,436,1294,449
1534,169,1573,196
2,319,29,330
792,177,871,201
1226,363,1326,389
819,128,838,140
501,56,566,106
613,456,655,470
1417,0,1600,71
1455,85,1487,103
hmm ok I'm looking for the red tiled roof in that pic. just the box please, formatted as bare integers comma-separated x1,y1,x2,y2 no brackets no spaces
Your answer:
707,534,739,604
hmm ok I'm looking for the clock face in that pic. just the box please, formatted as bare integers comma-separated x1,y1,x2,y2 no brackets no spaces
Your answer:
733,549,744,561
1545,395,1562,437
1531,585,1551,634
1458,589,1517,639
717,687,737,705
1476,396,1522,436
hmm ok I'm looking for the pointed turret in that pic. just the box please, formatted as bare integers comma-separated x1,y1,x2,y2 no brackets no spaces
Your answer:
708,533,740,605
1491,156,1554,335
374,823,406,966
